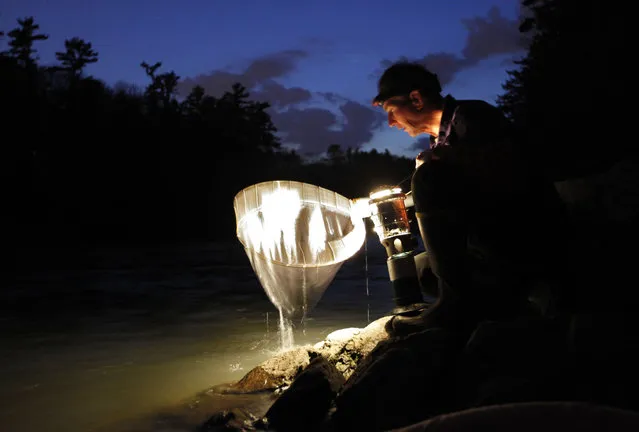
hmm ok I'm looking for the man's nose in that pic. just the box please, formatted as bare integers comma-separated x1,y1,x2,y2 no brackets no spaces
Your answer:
387,112,396,127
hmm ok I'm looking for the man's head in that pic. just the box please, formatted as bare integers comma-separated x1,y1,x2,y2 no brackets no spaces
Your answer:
373,62,444,137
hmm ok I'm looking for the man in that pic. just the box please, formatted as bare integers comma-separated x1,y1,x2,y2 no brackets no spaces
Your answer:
373,62,571,336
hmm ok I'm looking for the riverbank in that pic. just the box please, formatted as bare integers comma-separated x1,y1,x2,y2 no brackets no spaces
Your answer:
195,312,639,431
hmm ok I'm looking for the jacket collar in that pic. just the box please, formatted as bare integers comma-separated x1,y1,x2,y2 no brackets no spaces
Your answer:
433,94,458,148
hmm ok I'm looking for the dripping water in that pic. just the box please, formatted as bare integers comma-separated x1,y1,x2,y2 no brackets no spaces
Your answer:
278,308,294,350
365,236,370,324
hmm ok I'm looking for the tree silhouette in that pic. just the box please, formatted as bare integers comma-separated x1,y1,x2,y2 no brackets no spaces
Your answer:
327,144,345,164
113,80,142,96
181,85,210,121
55,37,98,78
497,0,620,180
184,85,205,109
141,61,180,110
215,83,280,152
140,61,161,78
0,13,414,248
5,17,48,67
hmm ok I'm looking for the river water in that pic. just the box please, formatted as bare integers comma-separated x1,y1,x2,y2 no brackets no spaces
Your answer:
2,239,394,432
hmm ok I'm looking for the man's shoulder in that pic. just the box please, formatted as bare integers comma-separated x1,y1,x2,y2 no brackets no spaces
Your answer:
452,99,510,133
455,99,504,119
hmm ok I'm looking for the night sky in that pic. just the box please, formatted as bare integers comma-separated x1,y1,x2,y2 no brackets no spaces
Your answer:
2,0,526,158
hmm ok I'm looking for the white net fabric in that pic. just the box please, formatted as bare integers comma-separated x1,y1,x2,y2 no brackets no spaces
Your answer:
234,181,366,321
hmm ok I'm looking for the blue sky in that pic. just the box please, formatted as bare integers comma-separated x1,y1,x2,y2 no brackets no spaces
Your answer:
2,0,526,158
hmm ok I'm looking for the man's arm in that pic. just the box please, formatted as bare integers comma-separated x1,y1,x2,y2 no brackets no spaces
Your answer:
411,158,470,304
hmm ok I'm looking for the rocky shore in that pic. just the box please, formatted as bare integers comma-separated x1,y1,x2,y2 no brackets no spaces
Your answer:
194,314,639,431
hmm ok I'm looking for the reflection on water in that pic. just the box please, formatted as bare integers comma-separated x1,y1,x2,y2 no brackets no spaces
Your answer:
1,239,393,432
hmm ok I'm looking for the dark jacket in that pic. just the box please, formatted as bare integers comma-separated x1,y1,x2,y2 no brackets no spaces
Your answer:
412,96,571,320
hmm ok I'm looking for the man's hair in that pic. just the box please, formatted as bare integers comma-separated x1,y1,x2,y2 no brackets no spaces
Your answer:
373,62,442,105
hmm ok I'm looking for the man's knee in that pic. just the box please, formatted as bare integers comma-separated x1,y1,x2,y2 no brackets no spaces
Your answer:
411,162,464,213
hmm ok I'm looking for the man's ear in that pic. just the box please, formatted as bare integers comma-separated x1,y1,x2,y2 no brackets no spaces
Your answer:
408,90,424,111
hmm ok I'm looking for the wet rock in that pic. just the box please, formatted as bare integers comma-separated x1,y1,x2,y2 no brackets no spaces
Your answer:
313,327,361,358
264,356,345,432
230,316,392,395
198,408,259,431
317,316,392,380
228,346,319,393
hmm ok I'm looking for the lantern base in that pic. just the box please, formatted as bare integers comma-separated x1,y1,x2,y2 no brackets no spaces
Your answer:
387,252,428,316
380,233,418,257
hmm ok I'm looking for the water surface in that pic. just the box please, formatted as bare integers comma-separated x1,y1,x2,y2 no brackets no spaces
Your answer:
2,239,394,431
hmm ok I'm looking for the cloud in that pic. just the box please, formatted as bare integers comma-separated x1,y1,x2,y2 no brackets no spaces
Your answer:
178,48,383,155
177,49,312,105
273,101,385,155
318,91,350,105
461,7,524,63
254,80,313,109
408,137,432,152
243,49,307,80
378,6,526,88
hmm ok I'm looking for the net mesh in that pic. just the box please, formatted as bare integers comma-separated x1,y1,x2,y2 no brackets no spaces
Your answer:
234,180,366,321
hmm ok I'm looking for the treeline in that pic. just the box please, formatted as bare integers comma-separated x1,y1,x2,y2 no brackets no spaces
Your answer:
2,0,631,249
0,17,413,247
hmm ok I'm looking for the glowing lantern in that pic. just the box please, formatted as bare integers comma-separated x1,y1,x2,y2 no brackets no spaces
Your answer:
368,187,427,315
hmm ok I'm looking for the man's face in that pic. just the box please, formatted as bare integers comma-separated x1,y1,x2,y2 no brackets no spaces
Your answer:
381,96,424,137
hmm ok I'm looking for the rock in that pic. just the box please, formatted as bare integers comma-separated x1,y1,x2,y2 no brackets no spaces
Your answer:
461,318,574,407
230,316,392,395
393,401,639,432
227,366,282,394
325,316,392,380
554,158,639,224
264,356,346,432
330,328,462,432
313,327,361,358
228,345,319,393
198,408,259,431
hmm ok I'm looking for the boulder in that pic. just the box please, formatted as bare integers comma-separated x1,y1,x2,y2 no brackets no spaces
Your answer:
263,356,345,432
228,345,319,393
393,401,639,432
324,316,392,380
197,408,259,431
330,328,462,432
